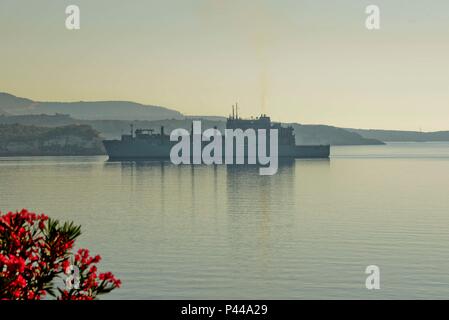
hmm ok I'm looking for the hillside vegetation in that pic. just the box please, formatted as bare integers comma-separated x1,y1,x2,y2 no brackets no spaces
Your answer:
0,124,105,156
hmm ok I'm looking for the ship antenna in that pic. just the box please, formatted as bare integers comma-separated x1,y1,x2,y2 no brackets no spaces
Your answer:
236,102,238,119
232,105,235,119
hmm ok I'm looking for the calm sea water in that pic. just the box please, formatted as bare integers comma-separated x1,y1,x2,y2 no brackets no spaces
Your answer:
1,142,449,299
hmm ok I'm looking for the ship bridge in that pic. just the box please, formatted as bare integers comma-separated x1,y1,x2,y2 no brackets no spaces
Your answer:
226,104,295,146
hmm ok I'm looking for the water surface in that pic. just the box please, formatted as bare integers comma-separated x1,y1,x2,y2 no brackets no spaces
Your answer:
1,142,449,299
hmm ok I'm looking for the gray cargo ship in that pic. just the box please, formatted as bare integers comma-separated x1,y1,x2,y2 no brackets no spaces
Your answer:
103,111,330,160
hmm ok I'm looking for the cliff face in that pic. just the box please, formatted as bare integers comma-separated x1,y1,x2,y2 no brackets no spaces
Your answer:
0,124,105,156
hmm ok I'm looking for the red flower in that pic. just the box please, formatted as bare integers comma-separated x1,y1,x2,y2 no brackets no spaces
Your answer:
0,209,120,300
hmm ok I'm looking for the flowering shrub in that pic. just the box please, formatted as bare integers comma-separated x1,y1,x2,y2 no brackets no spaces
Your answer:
0,209,120,300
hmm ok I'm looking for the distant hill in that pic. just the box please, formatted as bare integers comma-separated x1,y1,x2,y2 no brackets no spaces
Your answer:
2,93,449,144
347,128,449,142
0,92,183,121
290,124,384,146
0,93,35,112
0,113,75,127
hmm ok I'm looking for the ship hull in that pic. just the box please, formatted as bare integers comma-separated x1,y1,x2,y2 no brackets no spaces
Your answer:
103,140,330,160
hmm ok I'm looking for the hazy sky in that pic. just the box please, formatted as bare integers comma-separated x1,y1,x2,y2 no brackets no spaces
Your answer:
1,0,448,130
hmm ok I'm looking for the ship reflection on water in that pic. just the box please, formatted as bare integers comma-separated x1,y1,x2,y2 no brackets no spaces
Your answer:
103,158,329,219
101,157,333,298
